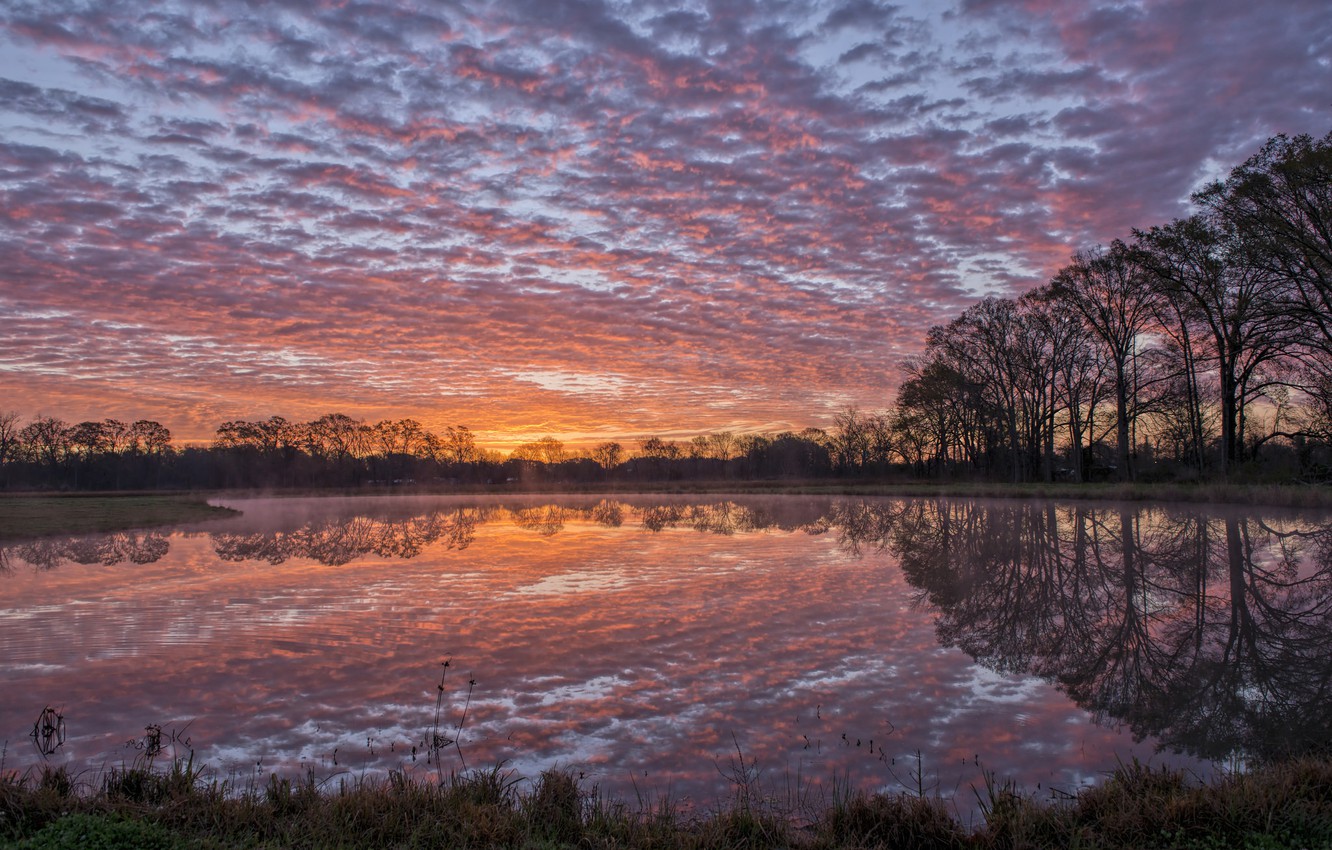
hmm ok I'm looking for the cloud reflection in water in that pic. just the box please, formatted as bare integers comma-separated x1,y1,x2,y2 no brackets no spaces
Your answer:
4,495,1329,814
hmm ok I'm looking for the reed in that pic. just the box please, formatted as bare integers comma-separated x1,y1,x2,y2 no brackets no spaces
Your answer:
6,754,1332,848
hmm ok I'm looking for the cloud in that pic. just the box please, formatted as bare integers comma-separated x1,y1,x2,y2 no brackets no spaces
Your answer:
0,0,1328,443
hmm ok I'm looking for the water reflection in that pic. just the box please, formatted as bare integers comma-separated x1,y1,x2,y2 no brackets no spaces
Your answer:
0,498,834,569
213,507,491,564
2,495,1330,810
3,530,171,571
881,499,1332,763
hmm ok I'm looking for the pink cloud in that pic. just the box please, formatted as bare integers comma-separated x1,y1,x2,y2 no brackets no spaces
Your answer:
0,0,1327,442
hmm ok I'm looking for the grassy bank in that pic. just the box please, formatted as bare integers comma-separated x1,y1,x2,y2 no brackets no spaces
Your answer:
793,479,1332,509
197,478,1332,510
0,494,239,541
4,757,1332,849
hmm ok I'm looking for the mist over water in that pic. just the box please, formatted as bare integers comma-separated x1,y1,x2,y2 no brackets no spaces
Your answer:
4,495,1330,816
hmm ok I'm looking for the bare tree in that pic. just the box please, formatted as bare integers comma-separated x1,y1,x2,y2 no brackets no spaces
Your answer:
512,436,566,464
19,416,71,472
636,436,682,460
1198,132,1332,355
706,431,737,462
591,441,623,470
440,425,479,464
1052,242,1156,481
1136,215,1295,473
1198,132,1332,445
0,411,20,487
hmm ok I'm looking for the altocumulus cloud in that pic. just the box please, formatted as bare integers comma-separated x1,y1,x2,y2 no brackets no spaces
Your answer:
0,0,1328,444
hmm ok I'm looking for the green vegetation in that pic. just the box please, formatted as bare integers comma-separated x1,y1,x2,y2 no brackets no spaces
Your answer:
4,758,1332,849
0,495,237,541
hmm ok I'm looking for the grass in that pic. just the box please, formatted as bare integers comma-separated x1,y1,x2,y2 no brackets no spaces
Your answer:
0,494,238,541
215,477,1332,510
510,478,1332,511
3,757,1332,849
796,479,1332,509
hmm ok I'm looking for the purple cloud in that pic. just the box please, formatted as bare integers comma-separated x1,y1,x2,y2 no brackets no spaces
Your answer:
0,0,1327,444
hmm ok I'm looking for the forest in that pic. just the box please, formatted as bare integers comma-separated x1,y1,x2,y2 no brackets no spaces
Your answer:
2,131,1330,491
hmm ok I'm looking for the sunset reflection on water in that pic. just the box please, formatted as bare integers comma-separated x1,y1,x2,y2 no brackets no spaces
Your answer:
5,495,1329,816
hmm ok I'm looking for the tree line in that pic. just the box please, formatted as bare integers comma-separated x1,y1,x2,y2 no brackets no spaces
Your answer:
888,131,1332,482
0,410,856,490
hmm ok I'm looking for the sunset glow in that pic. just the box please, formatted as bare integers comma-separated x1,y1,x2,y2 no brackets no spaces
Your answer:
1,1,1328,445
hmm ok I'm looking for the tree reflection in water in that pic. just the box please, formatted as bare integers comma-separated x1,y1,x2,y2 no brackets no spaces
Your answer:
5,530,171,571
211,505,499,564
877,499,1332,763
4,494,1330,766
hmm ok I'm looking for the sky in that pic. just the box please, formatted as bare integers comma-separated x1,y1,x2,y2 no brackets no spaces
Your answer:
1,0,1329,450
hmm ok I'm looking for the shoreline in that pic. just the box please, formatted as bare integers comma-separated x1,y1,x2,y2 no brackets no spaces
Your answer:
3,480,1331,541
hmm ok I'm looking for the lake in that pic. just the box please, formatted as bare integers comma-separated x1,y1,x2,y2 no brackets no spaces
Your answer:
3,494,1330,818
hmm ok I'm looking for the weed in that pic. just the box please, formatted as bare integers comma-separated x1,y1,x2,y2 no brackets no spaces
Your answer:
102,724,203,805
524,768,584,843
426,658,475,783
822,790,967,849
13,811,177,850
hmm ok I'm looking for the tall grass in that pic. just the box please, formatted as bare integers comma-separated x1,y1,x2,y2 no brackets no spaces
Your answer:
5,755,1332,848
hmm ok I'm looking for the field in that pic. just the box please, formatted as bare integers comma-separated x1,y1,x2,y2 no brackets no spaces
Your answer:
0,494,238,541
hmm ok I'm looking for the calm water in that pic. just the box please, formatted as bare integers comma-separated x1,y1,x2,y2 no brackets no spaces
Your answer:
3,495,1331,815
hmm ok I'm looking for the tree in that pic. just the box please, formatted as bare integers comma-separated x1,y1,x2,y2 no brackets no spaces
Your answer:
895,355,988,475
68,420,114,459
591,441,623,470
0,411,20,487
19,416,71,473
440,425,480,464
830,407,872,474
1136,215,1294,473
927,298,1036,482
1052,242,1155,481
706,431,738,462
512,436,566,464
1198,132,1332,356
636,436,682,460
1198,132,1332,445
372,419,427,457
305,413,368,460
1023,285,1108,482
214,416,288,453
129,420,172,455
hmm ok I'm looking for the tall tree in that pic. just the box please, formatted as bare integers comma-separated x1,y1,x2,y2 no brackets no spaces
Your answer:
513,436,566,464
1198,132,1332,355
19,416,71,473
440,425,480,464
129,420,172,487
1197,132,1332,442
1052,241,1155,480
929,298,1033,482
1136,215,1293,473
0,411,20,487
